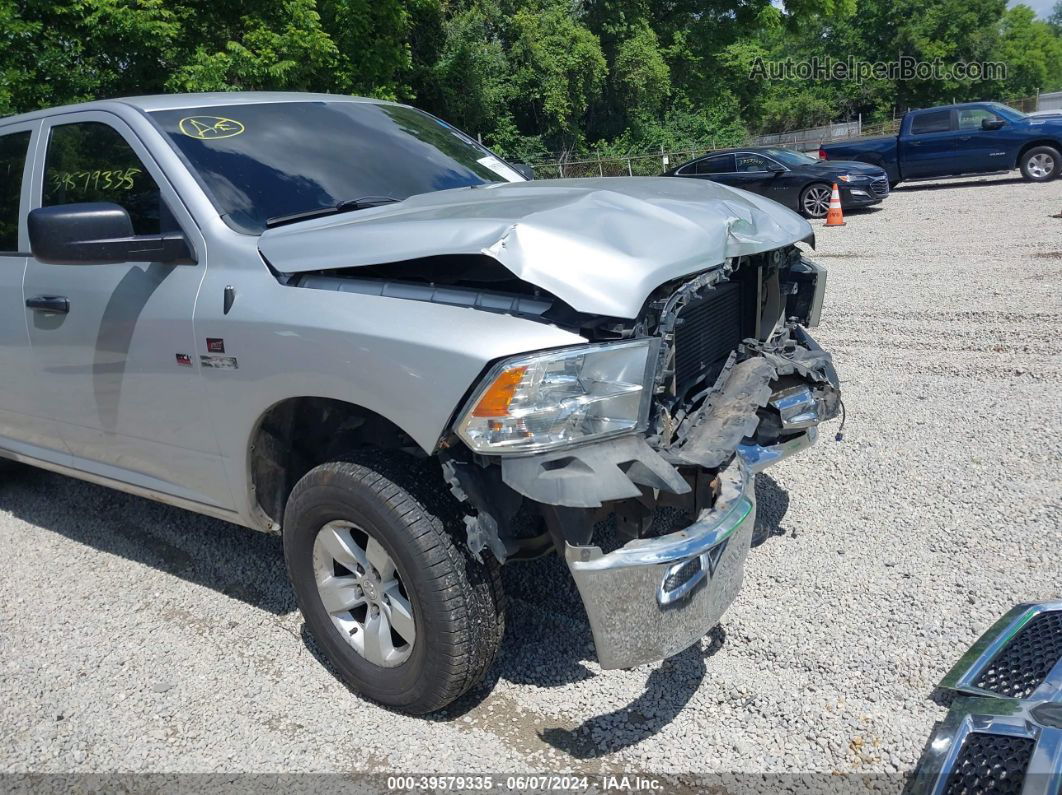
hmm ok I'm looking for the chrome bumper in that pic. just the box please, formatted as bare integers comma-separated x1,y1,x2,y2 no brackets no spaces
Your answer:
737,427,817,474
564,456,756,670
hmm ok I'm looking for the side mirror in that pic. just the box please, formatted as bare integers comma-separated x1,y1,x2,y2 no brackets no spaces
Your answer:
982,118,1005,131
767,163,785,174
512,163,534,180
28,202,195,265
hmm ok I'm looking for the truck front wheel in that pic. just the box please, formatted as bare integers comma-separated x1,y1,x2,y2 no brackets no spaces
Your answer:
1019,146,1061,182
282,455,505,714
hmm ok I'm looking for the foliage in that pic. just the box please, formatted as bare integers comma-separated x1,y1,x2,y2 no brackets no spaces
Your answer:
989,5,1062,97
1051,1,1062,34
507,0,607,150
1,0,1060,161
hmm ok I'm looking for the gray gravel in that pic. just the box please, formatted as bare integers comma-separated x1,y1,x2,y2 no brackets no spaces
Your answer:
1,172,1060,780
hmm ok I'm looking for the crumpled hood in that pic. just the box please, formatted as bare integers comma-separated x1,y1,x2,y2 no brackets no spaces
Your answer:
258,177,813,318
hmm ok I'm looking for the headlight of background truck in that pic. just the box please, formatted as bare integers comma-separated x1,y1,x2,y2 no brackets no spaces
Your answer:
455,339,657,455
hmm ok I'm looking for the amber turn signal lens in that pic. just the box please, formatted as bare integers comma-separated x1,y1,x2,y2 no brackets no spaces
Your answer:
471,366,527,417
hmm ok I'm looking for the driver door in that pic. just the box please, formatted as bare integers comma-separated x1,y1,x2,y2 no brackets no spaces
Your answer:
955,107,1011,173
22,111,233,509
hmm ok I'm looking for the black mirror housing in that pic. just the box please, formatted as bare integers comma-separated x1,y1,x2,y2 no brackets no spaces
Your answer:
513,163,534,180
28,202,195,265
768,163,785,173
982,118,1005,131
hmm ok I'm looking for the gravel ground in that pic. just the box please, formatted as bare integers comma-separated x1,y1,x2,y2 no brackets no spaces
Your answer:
1,172,1060,786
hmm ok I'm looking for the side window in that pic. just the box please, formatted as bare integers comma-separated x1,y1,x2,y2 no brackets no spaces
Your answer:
910,110,953,135
42,121,174,235
957,108,1000,130
735,153,769,172
0,131,31,253
696,154,735,174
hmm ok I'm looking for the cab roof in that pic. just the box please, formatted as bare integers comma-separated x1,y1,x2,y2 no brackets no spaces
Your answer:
0,92,390,127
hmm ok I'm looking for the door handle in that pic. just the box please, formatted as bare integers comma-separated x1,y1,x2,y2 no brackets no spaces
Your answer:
959,136,972,141
26,295,70,314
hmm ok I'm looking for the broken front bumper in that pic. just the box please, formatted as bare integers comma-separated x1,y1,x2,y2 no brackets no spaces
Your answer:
563,423,819,671
564,455,757,670
553,328,837,670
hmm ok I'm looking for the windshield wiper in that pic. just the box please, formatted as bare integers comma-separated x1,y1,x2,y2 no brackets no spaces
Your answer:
265,196,401,229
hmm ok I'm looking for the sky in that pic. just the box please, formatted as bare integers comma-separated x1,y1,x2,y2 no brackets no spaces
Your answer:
774,0,1055,18
1015,0,1055,18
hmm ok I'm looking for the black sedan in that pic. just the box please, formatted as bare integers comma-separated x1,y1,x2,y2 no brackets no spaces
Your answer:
666,147,890,218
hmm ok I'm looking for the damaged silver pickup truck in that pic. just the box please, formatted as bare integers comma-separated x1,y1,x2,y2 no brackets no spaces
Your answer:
0,93,839,713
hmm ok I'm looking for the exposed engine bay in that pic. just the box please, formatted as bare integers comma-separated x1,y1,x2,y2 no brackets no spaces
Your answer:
388,244,843,564
277,220,841,670
284,244,839,563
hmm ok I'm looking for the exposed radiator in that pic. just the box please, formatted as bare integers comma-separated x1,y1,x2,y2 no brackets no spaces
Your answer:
674,281,745,391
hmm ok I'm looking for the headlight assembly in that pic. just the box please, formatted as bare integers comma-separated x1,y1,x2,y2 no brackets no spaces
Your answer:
455,339,657,455
837,174,869,182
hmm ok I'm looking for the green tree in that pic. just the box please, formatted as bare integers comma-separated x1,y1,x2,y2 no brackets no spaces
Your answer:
319,0,417,98
507,0,607,151
1048,1,1062,34
612,21,670,119
167,0,339,92
3,0,1061,161
990,4,1062,96
424,3,512,139
0,0,180,113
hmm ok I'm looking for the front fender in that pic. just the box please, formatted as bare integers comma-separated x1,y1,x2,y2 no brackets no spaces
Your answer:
199,277,585,527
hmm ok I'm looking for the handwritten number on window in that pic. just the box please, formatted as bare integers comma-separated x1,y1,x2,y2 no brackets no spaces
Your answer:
50,167,141,194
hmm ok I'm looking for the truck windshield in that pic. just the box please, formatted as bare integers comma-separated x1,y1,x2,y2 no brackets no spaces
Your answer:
985,102,1027,120
149,101,524,234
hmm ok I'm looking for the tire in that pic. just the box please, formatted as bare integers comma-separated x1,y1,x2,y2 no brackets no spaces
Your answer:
1019,146,1061,182
282,453,505,714
799,182,833,218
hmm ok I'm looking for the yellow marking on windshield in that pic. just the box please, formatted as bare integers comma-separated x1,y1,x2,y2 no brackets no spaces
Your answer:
178,116,245,140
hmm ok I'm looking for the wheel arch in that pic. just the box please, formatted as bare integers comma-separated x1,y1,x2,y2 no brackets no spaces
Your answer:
1015,139,1062,169
247,396,428,530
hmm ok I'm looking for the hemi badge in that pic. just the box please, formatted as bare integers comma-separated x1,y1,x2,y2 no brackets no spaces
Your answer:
176,353,192,367
206,338,225,353
200,354,238,370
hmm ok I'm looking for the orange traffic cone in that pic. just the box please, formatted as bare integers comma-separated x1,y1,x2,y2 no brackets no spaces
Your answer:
824,183,845,227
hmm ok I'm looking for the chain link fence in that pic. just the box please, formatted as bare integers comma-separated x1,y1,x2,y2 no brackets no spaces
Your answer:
530,148,702,179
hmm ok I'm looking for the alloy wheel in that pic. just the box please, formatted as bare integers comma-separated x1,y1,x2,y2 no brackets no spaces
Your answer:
312,520,416,667
803,185,832,217
1028,153,1055,179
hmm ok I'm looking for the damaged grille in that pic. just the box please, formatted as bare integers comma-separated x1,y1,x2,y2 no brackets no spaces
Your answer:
674,281,745,391
973,611,1062,698
943,732,1034,795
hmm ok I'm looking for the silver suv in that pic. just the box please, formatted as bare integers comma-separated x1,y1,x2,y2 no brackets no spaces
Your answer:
0,93,840,713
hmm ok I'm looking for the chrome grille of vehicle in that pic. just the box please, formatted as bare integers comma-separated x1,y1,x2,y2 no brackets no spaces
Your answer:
973,611,1062,699
673,281,744,391
943,732,1034,795
870,175,889,197
912,603,1062,795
